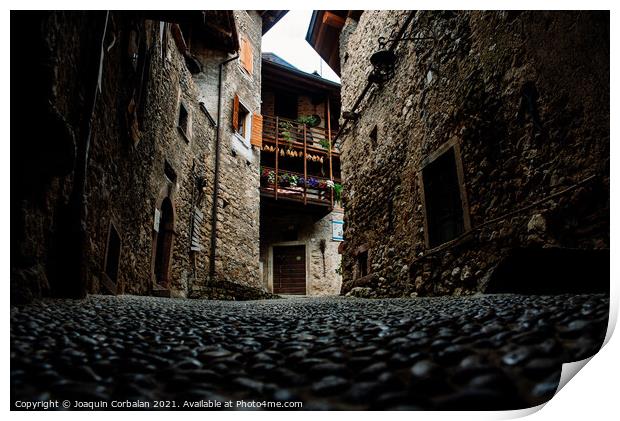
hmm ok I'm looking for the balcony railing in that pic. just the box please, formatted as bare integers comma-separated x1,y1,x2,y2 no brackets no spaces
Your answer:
260,167,339,206
262,115,339,154
260,114,341,208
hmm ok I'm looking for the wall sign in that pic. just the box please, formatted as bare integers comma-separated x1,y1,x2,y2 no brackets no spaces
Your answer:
332,220,344,241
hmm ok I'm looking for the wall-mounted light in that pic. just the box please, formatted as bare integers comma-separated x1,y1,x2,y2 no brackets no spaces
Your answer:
368,50,397,84
368,32,435,84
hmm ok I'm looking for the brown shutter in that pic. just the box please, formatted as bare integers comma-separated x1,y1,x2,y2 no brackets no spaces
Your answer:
232,94,239,131
239,37,253,75
244,39,253,75
250,113,263,147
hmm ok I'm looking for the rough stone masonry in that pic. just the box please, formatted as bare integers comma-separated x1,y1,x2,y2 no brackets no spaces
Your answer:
11,11,274,302
337,11,609,297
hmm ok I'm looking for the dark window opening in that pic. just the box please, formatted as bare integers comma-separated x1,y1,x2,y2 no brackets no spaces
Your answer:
104,225,121,283
164,160,177,183
357,250,368,278
370,125,378,148
178,102,189,138
422,148,465,247
274,92,298,120
237,102,250,138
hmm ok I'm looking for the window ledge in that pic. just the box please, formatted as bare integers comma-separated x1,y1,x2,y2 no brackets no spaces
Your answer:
233,132,250,149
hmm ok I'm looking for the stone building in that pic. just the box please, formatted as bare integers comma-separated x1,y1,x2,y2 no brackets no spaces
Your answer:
258,53,343,295
11,11,286,302
308,11,609,297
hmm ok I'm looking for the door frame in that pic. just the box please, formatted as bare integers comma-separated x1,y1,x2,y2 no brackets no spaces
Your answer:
268,241,310,295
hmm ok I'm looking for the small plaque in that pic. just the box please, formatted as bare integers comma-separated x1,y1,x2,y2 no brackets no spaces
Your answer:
153,208,161,232
332,220,344,241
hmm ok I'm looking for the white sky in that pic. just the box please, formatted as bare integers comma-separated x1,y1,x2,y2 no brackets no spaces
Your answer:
261,10,341,83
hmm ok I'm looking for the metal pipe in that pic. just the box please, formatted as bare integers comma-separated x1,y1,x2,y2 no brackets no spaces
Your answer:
208,53,239,281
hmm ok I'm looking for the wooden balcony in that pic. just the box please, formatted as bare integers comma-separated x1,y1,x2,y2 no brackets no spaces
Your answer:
262,114,339,155
260,114,341,208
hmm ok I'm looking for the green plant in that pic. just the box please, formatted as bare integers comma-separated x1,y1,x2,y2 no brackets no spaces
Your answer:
335,261,343,276
297,115,320,127
318,138,331,149
278,120,294,144
333,183,343,203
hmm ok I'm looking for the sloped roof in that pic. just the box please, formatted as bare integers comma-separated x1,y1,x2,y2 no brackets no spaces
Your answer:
262,52,340,93
262,52,297,69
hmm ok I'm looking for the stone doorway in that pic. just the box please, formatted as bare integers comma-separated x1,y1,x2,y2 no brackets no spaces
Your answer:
154,197,174,288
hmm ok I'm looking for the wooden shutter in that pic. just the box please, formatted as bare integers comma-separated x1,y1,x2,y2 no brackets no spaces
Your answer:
232,94,239,131
250,113,263,147
190,207,204,252
240,37,253,75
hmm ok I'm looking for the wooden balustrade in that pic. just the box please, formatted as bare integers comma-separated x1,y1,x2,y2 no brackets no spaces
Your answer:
260,166,340,206
261,114,340,208
262,115,339,155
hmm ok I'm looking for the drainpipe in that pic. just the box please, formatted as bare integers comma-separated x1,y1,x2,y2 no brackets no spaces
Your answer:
208,53,239,282
62,11,110,298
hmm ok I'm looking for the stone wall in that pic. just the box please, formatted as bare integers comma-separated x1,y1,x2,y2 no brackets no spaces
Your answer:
11,11,269,302
12,11,98,302
193,11,264,289
259,208,343,295
82,16,218,298
338,11,609,297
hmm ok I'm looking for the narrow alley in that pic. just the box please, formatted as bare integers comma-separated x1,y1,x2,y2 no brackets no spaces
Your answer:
9,9,610,412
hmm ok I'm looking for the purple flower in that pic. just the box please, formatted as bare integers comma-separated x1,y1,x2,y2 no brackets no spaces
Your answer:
308,177,319,188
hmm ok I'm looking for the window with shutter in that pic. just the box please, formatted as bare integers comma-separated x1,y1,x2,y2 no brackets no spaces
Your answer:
232,94,239,132
250,114,263,147
239,36,253,75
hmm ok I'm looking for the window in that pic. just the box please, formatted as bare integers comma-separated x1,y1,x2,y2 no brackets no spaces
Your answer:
370,125,378,149
237,103,250,138
233,94,251,140
164,160,177,183
239,36,253,75
104,224,121,283
357,250,369,278
178,102,189,140
422,147,466,248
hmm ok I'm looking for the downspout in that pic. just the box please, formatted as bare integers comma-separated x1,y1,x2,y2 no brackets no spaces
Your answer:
63,11,110,298
208,53,239,282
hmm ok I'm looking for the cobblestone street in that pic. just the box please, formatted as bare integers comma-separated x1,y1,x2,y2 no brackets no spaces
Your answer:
11,294,608,410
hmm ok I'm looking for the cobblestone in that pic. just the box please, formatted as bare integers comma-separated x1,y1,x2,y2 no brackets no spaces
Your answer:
11,294,608,410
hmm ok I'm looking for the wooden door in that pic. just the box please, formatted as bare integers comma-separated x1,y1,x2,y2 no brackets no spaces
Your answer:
273,245,306,295
154,198,174,287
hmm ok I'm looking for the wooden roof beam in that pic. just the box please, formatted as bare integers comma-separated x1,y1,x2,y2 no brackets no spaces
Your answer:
322,11,346,28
